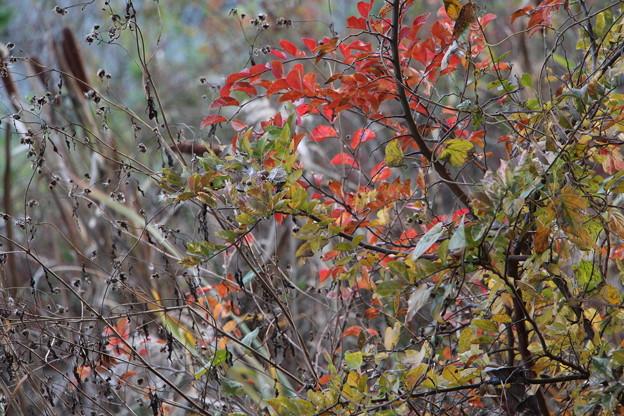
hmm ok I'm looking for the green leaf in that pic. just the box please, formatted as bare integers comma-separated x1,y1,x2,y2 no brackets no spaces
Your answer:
411,222,444,260
439,139,474,166
345,351,364,370
472,319,498,333
520,73,532,88
592,357,612,382
385,140,404,167
212,348,232,367
186,241,226,258
376,279,404,296
576,260,601,292
334,241,355,251
471,106,484,129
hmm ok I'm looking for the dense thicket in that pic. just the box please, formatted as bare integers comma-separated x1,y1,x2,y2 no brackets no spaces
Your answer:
2,1,624,415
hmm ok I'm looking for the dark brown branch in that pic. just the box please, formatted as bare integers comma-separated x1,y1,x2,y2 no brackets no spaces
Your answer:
390,0,474,216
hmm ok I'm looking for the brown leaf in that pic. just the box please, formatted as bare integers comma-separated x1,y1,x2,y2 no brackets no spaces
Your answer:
534,226,550,254
453,1,477,40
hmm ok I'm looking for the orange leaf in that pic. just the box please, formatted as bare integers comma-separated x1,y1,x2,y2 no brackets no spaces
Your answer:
318,374,333,385
342,325,364,337
443,0,462,20
328,180,344,200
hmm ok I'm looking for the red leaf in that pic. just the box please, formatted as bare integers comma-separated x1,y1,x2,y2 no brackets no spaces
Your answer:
274,212,286,225
210,96,239,109
357,1,371,18
266,78,289,97
231,131,241,153
510,6,532,24
302,38,317,53
303,72,317,94
351,128,376,148
285,63,304,91
341,325,364,337
292,133,304,151
481,13,497,27
270,49,287,60
431,20,451,40
310,125,338,142
200,114,227,128
225,71,250,86
295,104,310,117
330,153,358,167
319,268,331,282
370,162,391,182
219,84,231,97
346,16,367,30
278,90,304,103
231,81,256,96
271,60,284,78
280,40,301,57
231,119,247,131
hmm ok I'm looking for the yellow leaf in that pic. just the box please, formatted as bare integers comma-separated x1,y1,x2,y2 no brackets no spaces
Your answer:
472,318,498,333
458,327,473,353
556,186,586,237
601,284,622,305
442,365,462,385
385,140,404,167
443,0,462,20
384,322,402,350
439,139,474,166
491,314,512,323
370,207,391,227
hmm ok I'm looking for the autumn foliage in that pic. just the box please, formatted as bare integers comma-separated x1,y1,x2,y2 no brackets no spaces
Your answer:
4,0,624,415
190,0,624,414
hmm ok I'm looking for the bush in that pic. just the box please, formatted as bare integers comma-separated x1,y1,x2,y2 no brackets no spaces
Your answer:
2,0,624,415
